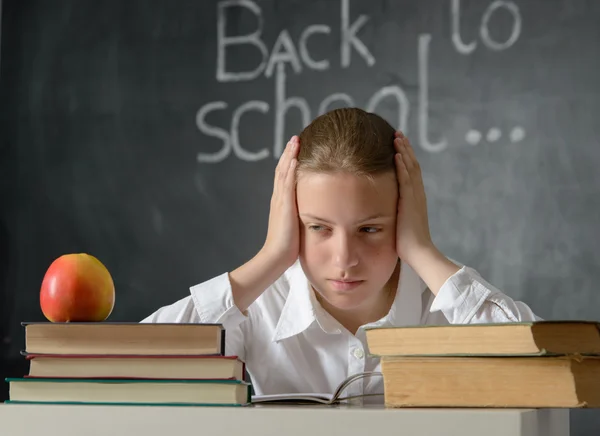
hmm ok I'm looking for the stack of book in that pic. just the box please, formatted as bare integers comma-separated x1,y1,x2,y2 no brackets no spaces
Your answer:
365,320,600,408
5,322,250,406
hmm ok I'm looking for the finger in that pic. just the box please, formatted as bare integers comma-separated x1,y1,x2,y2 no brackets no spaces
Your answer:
291,135,300,158
394,137,413,165
401,138,420,177
400,140,415,173
276,136,297,184
284,157,298,195
394,131,404,139
276,138,292,177
279,137,295,168
401,137,426,195
285,137,300,186
402,136,419,171
395,153,411,196
273,139,292,197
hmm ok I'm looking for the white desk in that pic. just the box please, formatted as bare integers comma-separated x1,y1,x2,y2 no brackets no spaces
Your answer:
0,403,569,436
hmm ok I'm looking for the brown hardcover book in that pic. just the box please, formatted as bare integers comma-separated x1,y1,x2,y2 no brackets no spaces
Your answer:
22,322,225,356
381,355,600,408
365,321,600,356
24,354,244,380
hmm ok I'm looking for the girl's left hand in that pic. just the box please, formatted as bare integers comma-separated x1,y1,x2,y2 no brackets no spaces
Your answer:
393,131,435,266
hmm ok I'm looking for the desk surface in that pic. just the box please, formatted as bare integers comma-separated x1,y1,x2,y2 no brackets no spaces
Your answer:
0,403,570,436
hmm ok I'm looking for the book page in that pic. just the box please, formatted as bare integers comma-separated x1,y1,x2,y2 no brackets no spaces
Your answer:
251,393,332,404
250,371,383,405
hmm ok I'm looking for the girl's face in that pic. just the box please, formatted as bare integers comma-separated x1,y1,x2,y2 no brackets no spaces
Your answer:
297,171,399,315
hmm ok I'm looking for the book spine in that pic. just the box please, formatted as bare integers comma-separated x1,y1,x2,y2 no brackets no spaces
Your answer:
220,329,226,356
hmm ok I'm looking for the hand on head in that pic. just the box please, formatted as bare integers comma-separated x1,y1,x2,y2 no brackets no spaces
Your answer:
393,131,434,266
261,135,301,269
259,129,436,271
233,113,436,316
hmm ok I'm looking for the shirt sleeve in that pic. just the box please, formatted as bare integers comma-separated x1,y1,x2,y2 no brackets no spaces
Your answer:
429,266,542,324
139,272,249,360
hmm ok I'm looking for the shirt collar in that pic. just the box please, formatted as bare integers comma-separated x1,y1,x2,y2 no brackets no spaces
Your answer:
271,260,428,343
362,261,427,330
272,261,342,343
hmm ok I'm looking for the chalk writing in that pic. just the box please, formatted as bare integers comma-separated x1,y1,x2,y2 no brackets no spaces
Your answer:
466,127,525,145
452,0,525,147
451,0,522,53
418,34,447,153
340,0,375,68
199,0,525,163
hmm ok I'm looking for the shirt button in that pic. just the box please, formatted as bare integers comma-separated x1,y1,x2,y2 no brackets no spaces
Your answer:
353,348,364,359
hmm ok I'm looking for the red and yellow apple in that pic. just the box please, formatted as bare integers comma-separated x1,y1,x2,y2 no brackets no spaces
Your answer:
40,253,115,322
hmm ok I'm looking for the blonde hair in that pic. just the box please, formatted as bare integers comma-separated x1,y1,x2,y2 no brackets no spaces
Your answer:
297,108,396,179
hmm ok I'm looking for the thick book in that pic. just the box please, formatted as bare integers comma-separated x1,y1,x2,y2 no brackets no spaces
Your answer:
23,354,244,380
22,322,225,356
5,378,250,406
381,355,600,408
365,321,600,356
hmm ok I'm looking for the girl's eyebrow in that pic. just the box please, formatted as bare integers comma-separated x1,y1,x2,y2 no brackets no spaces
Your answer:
300,213,393,225
299,214,334,224
355,214,395,224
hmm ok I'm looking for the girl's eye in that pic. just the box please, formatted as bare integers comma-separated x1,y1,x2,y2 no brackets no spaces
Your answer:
361,227,379,233
309,225,326,232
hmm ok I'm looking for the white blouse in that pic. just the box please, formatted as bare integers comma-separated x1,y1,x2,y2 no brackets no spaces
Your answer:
141,259,540,403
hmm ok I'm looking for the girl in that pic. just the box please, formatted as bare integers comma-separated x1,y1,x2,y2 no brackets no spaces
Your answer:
142,108,539,403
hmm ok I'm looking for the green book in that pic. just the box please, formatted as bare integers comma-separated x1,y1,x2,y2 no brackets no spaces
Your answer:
5,378,251,406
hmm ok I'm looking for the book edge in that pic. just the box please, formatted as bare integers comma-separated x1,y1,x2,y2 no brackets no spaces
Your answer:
22,352,240,360
364,320,600,331
4,400,249,407
5,378,250,385
21,322,224,327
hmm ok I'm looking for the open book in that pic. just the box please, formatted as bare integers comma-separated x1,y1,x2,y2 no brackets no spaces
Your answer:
250,372,383,405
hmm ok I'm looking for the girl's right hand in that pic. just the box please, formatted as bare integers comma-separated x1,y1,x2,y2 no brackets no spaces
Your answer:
261,135,300,269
